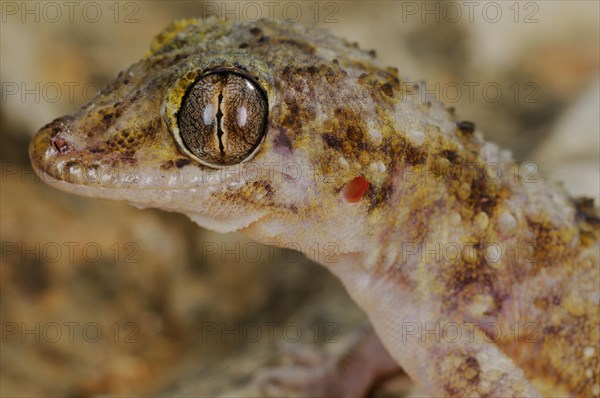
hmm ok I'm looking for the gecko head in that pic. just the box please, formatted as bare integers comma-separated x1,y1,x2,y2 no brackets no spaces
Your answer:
30,18,403,251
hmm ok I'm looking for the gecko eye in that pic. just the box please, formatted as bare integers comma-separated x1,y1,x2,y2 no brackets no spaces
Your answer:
177,71,268,166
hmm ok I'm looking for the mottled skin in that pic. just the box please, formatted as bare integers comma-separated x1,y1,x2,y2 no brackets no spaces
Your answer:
30,18,599,397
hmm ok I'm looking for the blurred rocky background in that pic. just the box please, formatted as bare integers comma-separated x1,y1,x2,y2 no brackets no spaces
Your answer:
1,1,598,397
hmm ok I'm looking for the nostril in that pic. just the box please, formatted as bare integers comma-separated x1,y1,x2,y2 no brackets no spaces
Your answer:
52,135,68,154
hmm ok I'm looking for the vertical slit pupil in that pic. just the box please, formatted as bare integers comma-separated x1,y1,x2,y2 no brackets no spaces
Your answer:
216,90,224,155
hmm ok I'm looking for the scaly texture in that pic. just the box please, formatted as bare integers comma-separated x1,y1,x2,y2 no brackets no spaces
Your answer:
30,18,599,397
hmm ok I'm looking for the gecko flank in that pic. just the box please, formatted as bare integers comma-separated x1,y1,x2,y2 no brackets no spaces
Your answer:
30,18,599,397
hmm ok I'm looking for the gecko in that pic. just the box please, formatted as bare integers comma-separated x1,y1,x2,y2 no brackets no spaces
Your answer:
29,18,599,397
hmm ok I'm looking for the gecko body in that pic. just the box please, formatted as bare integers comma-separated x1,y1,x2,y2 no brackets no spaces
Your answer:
30,18,599,397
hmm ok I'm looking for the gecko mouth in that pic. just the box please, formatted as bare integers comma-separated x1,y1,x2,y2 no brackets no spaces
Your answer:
30,163,269,233
30,150,270,231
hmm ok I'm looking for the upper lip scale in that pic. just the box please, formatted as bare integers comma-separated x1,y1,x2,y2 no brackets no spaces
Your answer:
30,161,251,193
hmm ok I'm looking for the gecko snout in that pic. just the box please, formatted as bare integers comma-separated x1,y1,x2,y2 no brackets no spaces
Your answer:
29,115,82,182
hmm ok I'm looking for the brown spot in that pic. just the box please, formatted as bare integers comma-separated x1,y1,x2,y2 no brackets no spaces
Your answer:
249,27,262,35
443,245,502,313
442,149,459,164
491,290,507,315
574,197,600,226
386,67,399,77
464,356,480,384
161,160,174,170
280,93,316,131
127,90,141,104
368,168,396,210
381,83,394,97
368,49,377,57
239,42,248,49
444,384,459,397
319,64,337,82
471,176,498,216
394,137,427,165
64,160,78,169
251,180,274,201
175,158,192,169
526,217,572,269
457,121,476,136
404,147,426,165
322,134,343,149
543,324,561,335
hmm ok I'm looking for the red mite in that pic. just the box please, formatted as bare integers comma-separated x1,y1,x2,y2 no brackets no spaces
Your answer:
341,176,370,203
